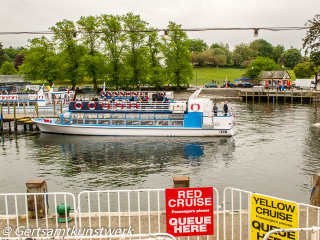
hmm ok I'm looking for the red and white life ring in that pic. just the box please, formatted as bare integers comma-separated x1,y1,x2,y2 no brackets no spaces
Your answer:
107,92,112,97
75,101,83,110
134,92,138,96
191,103,200,111
101,102,110,110
88,101,96,110
129,103,132,109
114,92,119,96
126,92,131,96
120,92,125,96
161,92,165,96
135,103,138,109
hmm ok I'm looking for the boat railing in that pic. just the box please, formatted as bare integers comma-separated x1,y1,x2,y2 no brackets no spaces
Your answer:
70,100,180,112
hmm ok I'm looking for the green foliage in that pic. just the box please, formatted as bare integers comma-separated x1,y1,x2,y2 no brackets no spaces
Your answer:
100,14,127,89
77,15,103,92
210,43,231,64
50,19,85,88
250,39,274,58
123,13,149,86
303,14,320,66
293,62,315,78
282,48,302,68
163,22,193,91
188,39,208,52
245,57,280,78
0,61,17,75
272,45,285,63
0,43,11,67
19,37,60,85
232,43,255,66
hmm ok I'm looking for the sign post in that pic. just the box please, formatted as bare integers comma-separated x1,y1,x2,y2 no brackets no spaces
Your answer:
165,187,214,237
251,193,299,240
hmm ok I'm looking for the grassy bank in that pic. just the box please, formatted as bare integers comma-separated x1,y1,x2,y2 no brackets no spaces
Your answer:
190,67,297,86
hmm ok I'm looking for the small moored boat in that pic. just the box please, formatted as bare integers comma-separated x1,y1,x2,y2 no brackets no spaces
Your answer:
32,89,235,137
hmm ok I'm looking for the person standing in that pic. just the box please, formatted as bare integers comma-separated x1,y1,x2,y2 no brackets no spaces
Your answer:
213,103,218,116
223,101,228,116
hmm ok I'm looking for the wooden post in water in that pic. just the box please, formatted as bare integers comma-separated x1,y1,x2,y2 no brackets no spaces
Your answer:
259,92,260,102
276,90,278,101
301,90,303,103
53,101,56,116
252,91,255,101
0,104,3,131
284,90,286,102
7,102,10,115
291,88,293,103
60,102,63,114
310,90,312,103
246,90,247,101
268,89,269,102
14,103,17,131
239,90,241,99
23,102,26,115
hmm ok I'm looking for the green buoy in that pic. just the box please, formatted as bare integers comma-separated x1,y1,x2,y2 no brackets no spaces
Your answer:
57,203,72,223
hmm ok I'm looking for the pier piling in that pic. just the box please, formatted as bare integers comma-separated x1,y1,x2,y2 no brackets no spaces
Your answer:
173,176,189,188
0,105,3,131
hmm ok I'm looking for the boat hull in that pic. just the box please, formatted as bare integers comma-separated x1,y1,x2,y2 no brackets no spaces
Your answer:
32,120,235,137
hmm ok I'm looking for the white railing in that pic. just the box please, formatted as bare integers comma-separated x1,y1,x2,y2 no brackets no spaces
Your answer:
223,187,320,240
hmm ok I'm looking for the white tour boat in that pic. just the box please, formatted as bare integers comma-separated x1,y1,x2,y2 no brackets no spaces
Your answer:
32,89,235,137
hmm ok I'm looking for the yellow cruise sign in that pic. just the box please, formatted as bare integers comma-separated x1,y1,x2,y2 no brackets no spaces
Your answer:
251,193,299,240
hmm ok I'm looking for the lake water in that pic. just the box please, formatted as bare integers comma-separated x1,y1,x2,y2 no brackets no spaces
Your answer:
1,100,320,205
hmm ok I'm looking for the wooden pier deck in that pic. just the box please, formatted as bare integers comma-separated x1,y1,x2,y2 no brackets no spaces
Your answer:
239,89,320,102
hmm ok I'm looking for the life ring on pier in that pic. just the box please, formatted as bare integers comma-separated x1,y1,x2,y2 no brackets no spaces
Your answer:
191,103,200,111
88,101,96,110
161,92,165,96
120,92,125,96
135,103,138,109
101,102,110,110
107,92,112,97
134,92,138,96
75,101,83,110
126,92,131,96
114,92,119,96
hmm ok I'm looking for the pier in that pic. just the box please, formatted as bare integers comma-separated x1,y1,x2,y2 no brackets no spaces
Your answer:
239,89,320,102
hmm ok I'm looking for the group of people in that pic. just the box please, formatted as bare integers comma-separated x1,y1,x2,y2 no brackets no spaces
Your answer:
213,101,228,116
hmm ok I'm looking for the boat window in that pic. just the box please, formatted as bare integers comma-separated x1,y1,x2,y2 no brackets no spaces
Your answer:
126,120,139,125
71,113,84,119
85,119,97,125
71,119,84,125
155,114,169,119
85,113,98,119
140,114,154,120
140,120,154,126
56,117,61,124
155,120,168,126
170,120,184,126
98,119,111,125
126,114,140,119
98,113,111,119
113,120,125,125
169,114,184,120
112,114,125,119
62,112,71,124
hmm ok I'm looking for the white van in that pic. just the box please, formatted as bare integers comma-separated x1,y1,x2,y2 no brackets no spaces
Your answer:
295,79,315,90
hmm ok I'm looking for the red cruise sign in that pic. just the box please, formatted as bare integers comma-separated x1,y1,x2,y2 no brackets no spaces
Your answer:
165,187,214,237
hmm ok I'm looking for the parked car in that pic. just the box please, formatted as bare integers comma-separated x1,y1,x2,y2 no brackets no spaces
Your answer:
58,86,68,91
242,82,254,88
205,83,219,88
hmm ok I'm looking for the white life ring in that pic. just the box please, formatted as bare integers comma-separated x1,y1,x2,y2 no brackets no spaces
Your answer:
75,101,83,110
101,102,110,110
191,103,200,111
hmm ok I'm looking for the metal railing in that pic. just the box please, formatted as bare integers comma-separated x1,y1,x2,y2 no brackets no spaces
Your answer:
263,227,320,240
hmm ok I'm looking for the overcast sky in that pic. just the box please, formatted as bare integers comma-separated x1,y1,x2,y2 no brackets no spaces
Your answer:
1,0,319,52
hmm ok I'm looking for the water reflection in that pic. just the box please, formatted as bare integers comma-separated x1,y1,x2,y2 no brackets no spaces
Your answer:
31,134,235,191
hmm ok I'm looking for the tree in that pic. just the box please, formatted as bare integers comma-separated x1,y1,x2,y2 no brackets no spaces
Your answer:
14,54,25,69
210,43,231,65
100,14,127,89
281,48,302,68
163,22,193,91
250,39,274,58
123,13,149,87
19,36,61,86
232,43,255,67
293,62,315,78
245,57,280,79
188,39,208,53
50,19,85,89
77,15,104,92
147,29,166,89
0,43,11,67
0,61,17,75
272,45,285,63
4,46,21,62
303,14,320,66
